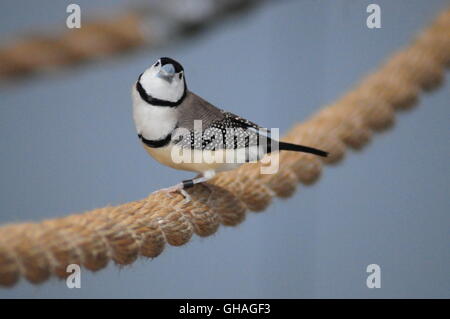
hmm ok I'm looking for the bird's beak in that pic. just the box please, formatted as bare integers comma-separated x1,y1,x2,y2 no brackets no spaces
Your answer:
157,63,176,83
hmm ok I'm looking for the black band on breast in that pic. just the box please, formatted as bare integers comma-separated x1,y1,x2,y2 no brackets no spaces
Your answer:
138,133,172,148
136,75,186,107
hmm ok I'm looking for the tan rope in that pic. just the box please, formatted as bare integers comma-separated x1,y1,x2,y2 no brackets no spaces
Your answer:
0,0,264,81
0,13,145,79
0,9,449,287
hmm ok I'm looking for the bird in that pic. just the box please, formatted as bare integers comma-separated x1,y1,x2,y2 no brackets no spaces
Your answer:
132,57,328,201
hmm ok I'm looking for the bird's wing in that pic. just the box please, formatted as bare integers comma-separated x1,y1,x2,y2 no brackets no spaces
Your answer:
177,91,269,132
174,92,269,151
176,91,226,131
221,111,266,132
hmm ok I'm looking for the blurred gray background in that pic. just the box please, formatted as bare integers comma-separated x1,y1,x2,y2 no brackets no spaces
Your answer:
0,0,449,298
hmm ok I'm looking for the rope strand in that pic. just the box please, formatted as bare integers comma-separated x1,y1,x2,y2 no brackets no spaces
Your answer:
0,8,448,287
0,0,265,82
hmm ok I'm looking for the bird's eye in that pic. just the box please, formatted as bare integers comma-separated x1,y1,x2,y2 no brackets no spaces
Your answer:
178,73,183,79
154,61,160,67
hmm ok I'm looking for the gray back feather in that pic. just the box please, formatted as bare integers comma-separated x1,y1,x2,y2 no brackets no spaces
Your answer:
176,91,225,130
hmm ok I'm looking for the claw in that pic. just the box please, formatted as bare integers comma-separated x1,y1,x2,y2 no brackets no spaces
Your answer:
153,183,191,203
179,189,192,203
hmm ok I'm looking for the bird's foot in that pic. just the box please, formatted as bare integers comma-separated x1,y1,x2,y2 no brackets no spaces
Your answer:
153,183,191,203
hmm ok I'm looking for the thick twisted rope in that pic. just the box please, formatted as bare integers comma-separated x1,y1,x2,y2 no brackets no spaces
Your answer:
0,9,449,287
0,0,263,82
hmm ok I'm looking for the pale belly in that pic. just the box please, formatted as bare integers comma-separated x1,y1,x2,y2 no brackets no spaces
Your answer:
143,143,246,173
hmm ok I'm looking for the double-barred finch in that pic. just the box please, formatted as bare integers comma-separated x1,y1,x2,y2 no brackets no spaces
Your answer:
132,57,328,200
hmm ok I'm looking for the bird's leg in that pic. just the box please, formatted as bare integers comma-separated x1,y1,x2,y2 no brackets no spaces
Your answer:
179,170,216,201
182,170,216,189
154,170,216,203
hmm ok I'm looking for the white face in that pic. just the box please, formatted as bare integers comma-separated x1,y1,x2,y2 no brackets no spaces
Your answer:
139,59,185,103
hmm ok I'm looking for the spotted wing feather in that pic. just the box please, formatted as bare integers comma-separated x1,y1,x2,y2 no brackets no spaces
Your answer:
174,92,268,151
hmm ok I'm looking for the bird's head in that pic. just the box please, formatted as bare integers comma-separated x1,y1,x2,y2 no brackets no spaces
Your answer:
136,57,186,105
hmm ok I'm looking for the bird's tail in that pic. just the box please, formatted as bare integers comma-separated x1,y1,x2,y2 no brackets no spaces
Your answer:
278,141,328,157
